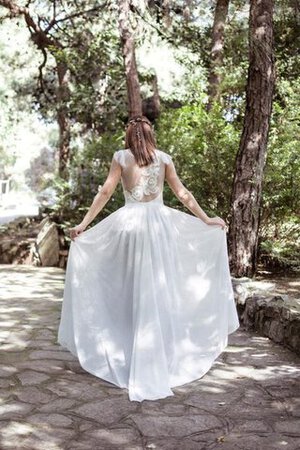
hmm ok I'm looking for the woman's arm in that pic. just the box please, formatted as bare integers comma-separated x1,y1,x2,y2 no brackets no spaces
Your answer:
70,157,121,240
165,158,226,228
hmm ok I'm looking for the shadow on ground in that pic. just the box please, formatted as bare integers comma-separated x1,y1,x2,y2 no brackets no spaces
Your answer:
0,264,300,450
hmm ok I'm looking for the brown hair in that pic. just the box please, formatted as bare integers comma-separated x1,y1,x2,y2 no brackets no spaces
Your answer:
125,115,157,167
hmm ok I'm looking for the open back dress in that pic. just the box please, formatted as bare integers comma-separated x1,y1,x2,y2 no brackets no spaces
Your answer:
57,148,240,402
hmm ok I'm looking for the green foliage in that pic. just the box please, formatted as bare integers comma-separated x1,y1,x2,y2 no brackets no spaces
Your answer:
54,25,127,132
259,78,300,268
156,102,240,218
49,128,126,229
259,218,300,270
1,0,299,271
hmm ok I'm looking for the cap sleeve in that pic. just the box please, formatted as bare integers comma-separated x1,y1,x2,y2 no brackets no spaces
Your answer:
113,150,125,168
159,151,173,165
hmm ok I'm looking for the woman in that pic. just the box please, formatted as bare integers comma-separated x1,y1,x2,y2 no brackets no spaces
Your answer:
57,115,240,402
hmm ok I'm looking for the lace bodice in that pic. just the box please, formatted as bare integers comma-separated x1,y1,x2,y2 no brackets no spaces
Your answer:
113,149,172,203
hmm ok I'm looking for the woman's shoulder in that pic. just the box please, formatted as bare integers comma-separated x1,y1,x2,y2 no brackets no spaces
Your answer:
156,149,173,165
113,149,129,166
114,148,129,154
114,148,173,166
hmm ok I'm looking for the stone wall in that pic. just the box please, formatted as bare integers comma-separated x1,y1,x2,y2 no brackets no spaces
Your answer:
0,216,39,264
233,278,300,356
0,215,68,268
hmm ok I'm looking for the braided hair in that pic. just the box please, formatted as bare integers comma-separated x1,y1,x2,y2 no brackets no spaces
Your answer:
125,115,157,167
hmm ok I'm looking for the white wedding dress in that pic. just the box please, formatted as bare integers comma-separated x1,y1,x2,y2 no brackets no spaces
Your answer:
57,148,240,402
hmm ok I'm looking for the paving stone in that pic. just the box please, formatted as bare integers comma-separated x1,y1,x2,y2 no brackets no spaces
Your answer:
35,329,55,341
284,397,300,417
183,388,242,412
274,419,300,434
129,414,223,437
27,413,73,427
15,386,54,404
37,397,78,413
72,397,138,425
204,432,300,450
24,339,54,348
144,438,205,449
17,370,50,386
46,379,108,401
65,439,119,450
0,379,15,388
20,428,75,450
81,426,142,445
15,359,66,373
0,388,14,400
233,419,272,432
259,380,300,399
0,401,34,419
218,399,288,420
1,265,300,450
141,401,188,416
28,350,76,361
61,372,116,388
0,365,18,377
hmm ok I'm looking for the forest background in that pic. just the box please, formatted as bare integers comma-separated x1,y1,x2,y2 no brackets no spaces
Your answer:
0,0,299,277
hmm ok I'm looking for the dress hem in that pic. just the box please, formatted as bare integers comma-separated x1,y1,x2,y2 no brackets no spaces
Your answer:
56,320,240,402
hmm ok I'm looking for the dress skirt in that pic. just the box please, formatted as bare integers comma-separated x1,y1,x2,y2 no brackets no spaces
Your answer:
57,194,240,402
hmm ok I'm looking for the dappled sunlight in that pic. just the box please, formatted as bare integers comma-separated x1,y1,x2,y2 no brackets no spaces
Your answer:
0,0,298,443
95,340,125,363
0,265,64,354
134,324,158,351
255,26,266,39
185,275,211,300
0,422,35,446
1,264,300,449
0,421,68,450
57,193,241,401
0,265,64,303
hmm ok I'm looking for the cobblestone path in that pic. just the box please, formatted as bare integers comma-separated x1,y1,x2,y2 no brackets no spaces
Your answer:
0,265,299,450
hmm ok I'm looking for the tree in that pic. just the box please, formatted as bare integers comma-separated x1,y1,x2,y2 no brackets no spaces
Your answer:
0,0,104,179
0,1,69,178
229,0,276,277
118,0,143,118
207,0,230,109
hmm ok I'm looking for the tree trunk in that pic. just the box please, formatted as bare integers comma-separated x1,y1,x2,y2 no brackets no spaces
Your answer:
118,0,143,117
142,73,160,121
229,0,275,277
56,61,71,179
207,0,229,109
0,0,72,179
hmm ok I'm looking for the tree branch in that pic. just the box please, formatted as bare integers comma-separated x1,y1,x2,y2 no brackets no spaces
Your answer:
38,46,48,92
44,3,108,33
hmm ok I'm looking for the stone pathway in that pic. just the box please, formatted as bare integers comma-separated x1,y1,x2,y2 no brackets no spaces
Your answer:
0,264,300,450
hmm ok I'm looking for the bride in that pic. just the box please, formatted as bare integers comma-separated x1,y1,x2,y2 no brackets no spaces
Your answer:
57,115,240,402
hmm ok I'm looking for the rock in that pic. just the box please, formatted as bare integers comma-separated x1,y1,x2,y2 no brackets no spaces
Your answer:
1,239,14,252
35,218,59,266
232,277,276,306
242,294,300,355
0,215,66,266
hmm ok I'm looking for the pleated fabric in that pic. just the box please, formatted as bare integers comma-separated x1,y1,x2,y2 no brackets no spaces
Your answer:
57,192,240,402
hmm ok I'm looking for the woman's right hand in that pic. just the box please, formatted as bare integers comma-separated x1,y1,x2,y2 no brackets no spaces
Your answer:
206,216,227,230
69,224,86,241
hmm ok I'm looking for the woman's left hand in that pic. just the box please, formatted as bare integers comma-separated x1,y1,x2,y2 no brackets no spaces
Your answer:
69,224,86,241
